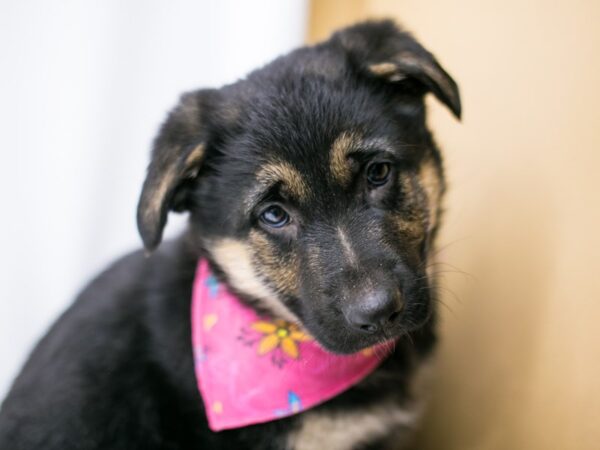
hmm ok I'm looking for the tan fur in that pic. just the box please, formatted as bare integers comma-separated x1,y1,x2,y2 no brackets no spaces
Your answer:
396,52,458,107
329,131,361,186
184,143,205,172
210,238,298,322
370,54,457,102
289,357,435,450
290,404,418,450
390,174,426,242
256,161,310,202
368,62,397,77
145,166,177,221
249,230,299,295
418,158,443,232
330,134,399,187
142,143,205,227
368,62,406,82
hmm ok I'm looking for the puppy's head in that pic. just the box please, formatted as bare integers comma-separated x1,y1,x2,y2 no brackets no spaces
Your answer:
137,20,460,353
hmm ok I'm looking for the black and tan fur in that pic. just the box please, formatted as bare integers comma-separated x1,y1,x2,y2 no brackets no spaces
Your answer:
0,20,460,449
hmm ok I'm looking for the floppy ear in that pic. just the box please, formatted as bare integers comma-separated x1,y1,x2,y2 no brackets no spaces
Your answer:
137,89,217,252
334,20,461,119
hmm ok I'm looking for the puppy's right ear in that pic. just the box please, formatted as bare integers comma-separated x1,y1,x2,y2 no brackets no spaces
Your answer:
137,89,217,252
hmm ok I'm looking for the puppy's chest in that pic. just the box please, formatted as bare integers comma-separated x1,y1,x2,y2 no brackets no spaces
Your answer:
287,399,420,450
285,358,433,450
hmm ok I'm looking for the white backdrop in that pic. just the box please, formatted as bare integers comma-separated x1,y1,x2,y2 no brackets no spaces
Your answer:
0,0,308,399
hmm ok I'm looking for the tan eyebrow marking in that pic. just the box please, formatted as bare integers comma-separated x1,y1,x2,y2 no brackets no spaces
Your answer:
243,160,310,212
330,132,397,186
418,157,444,232
257,161,309,199
330,131,362,186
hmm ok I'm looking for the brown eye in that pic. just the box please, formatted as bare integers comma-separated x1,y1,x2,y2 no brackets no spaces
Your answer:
366,162,391,186
260,205,290,228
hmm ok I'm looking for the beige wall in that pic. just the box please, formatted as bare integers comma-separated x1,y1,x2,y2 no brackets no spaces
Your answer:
309,1,600,449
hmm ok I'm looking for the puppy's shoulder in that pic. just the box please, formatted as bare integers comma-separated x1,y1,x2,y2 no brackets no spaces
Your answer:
0,238,197,449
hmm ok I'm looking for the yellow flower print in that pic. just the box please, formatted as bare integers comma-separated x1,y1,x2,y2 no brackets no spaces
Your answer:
252,320,310,359
212,401,223,414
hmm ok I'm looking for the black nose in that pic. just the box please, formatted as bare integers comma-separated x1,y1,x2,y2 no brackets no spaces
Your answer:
346,288,403,333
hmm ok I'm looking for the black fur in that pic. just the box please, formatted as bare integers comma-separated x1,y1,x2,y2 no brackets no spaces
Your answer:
0,20,459,449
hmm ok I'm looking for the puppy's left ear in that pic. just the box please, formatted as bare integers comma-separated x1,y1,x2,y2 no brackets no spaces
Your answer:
137,89,218,252
335,20,461,119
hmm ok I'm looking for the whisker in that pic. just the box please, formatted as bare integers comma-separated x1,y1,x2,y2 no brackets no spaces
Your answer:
432,297,456,317
433,284,464,306
425,262,476,281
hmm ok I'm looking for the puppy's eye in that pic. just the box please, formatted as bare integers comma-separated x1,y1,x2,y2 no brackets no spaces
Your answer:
260,205,290,228
366,162,391,186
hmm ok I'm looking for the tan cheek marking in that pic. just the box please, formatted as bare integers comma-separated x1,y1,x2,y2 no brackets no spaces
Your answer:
249,230,299,296
257,161,309,202
210,238,298,322
418,158,443,232
391,175,426,241
392,215,424,242
329,131,361,186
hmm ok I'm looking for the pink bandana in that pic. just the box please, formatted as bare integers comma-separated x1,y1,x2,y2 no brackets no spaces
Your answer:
191,259,391,431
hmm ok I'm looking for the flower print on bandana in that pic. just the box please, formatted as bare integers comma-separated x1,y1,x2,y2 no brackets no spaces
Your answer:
253,319,310,358
204,274,220,298
274,391,302,417
238,319,311,367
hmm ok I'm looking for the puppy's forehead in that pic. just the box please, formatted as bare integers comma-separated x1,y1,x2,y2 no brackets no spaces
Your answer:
233,77,405,207
243,130,396,211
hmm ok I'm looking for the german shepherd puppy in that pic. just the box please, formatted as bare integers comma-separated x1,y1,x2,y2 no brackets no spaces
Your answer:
0,20,460,450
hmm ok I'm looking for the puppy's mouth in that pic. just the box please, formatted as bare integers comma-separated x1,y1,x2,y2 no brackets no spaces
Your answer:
309,326,401,355
297,291,433,355
302,308,432,354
